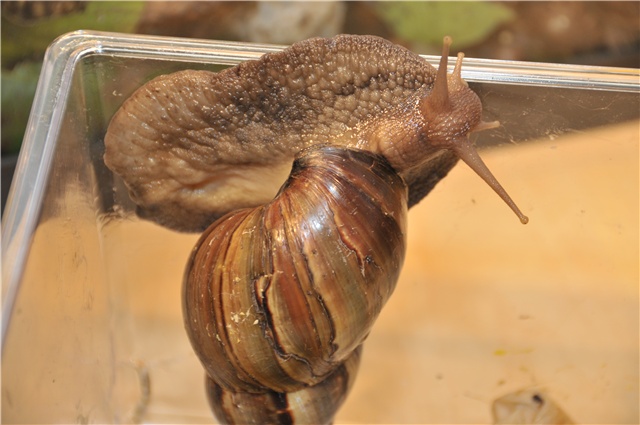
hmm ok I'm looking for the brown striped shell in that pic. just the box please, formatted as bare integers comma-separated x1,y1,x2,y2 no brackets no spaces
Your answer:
183,146,406,422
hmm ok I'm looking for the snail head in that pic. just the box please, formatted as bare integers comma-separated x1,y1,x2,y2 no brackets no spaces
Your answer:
419,37,528,224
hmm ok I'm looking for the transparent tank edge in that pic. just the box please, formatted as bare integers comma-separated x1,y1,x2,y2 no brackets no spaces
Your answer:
55,30,640,91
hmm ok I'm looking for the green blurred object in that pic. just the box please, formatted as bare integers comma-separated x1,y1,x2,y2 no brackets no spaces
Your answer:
2,1,145,67
376,1,513,49
1,62,41,154
1,1,145,154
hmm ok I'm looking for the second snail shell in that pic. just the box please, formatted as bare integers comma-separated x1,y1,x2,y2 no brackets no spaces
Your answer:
183,146,407,423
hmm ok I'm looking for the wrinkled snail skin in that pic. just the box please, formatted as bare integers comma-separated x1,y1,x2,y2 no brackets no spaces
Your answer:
102,34,428,232
183,146,407,423
104,35,457,232
104,34,527,232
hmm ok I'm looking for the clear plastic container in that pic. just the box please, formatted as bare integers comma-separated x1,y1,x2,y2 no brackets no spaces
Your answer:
2,31,638,424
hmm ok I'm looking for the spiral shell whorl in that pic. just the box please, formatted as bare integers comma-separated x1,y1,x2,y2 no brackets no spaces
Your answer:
208,346,362,425
183,146,407,421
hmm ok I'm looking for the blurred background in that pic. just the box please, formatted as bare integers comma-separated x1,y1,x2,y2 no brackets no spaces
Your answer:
1,0,639,212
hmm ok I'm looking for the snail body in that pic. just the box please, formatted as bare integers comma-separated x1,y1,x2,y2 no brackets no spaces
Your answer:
104,35,526,233
104,34,528,424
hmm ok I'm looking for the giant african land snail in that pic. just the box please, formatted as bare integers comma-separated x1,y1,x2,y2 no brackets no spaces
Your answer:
104,35,527,424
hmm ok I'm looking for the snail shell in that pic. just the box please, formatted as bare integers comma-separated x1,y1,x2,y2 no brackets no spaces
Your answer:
183,146,407,422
